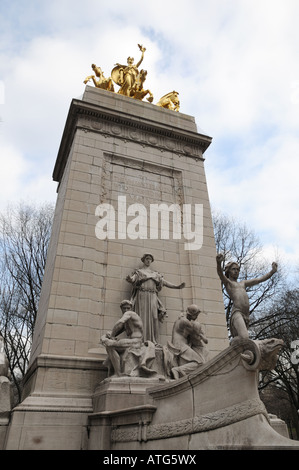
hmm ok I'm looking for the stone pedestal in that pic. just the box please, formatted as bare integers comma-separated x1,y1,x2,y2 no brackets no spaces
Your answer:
4,86,229,449
105,340,299,450
87,377,163,450
0,377,11,421
0,376,11,449
269,414,290,439
91,377,163,412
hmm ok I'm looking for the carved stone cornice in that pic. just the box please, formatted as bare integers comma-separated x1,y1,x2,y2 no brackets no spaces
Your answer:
25,354,104,384
53,93,212,183
21,354,106,407
14,404,93,414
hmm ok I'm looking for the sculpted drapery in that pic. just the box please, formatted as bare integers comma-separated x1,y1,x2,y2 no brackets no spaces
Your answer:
126,254,185,345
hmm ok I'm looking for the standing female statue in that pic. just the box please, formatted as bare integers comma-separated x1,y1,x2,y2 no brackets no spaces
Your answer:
126,254,185,345
112,44,146,97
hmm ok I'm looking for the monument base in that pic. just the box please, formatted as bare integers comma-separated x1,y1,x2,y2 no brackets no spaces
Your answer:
3,339,298,449
4,354,106,450
89,339,299,450
268,414,291,439
88,376,166,450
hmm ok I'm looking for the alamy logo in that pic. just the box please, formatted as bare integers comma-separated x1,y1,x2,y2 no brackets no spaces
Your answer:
95,196,203,250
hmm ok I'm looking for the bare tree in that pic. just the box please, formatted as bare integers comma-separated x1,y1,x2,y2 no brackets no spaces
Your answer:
0,202,54,402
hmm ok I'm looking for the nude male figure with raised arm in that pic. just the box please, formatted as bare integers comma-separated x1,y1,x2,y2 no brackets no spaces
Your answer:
216,254,277,339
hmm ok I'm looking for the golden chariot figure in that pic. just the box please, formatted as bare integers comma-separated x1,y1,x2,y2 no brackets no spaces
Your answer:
83,44,180,110
156,91,180,112
111,44,153,103
83,64,114,91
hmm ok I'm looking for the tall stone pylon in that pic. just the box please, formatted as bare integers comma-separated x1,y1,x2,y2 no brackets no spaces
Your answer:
4,86,229,449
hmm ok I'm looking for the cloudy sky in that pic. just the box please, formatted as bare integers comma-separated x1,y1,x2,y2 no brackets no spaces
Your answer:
1,0,299,275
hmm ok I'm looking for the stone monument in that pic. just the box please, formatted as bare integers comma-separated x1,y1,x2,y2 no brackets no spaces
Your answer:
3,45,298,450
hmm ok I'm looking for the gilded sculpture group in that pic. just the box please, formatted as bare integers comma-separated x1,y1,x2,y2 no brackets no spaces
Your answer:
84,44,180,112
101,252,278,380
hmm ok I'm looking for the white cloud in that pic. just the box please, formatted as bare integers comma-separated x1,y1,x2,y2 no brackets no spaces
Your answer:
0,143,27,203
206,132,299,269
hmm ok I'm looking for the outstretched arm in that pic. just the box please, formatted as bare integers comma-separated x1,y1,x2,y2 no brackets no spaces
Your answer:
136,44,146,68
163,280,185,289
216,254,228,285
245,262,278,288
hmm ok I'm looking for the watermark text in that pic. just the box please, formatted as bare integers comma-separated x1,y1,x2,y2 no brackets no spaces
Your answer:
95,196,203,250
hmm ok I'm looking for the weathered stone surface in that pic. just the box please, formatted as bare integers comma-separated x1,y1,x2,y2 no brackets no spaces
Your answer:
99,339,299,450
0,377,11,417
268,414,290,439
